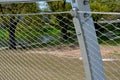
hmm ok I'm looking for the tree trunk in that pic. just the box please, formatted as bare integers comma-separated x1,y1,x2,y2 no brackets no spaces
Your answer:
9,16,20,49
9,25,17,49
60,18,70,41
61,23,68,40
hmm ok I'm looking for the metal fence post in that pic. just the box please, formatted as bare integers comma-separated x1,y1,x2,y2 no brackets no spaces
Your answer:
70,0,106,80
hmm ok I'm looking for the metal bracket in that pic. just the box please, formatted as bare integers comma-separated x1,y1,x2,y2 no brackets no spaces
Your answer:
70,7,79,17
83,13,92,22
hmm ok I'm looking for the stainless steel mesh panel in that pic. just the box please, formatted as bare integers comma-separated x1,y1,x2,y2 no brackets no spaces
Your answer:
0,13,85,80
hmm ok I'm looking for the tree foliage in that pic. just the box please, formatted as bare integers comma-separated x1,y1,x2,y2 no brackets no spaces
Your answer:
90,0,120,20
48,0,71,12
0,3,40,14
0,3,40,49
48,0,72,40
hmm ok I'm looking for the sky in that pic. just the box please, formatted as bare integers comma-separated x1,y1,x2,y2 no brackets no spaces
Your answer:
39,1,47,9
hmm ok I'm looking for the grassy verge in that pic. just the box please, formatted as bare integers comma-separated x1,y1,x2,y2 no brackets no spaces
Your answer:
0,26,77,48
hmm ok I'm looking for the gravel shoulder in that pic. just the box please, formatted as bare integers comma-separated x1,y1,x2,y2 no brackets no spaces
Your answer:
25,45,120,59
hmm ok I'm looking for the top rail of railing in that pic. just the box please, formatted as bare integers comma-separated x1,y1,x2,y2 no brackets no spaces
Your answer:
0,0,61,3
77,11,120,15
0,11,120,16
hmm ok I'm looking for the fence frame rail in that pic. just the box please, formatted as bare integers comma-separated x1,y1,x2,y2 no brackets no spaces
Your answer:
0,0,61,3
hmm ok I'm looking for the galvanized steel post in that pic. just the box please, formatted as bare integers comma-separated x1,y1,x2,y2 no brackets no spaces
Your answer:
70,0,106,80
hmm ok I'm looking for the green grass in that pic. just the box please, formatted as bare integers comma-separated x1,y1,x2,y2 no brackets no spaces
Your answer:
1,50,120,80
15,26,61,43
0,26,78,48
0,29,9,42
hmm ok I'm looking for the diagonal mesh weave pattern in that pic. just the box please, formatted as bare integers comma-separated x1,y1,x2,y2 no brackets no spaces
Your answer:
83,12,120,80
1,11,120,80
0,12,86,80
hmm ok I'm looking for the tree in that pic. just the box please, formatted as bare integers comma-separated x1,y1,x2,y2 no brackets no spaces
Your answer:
90,0,120,20
0,3,40,49
48,0,72,40
90,0,120,40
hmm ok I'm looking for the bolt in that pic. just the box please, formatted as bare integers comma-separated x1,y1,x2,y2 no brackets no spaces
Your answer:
84,13,89,18
77,33,81,35
71,7,78,17
83,1,89,5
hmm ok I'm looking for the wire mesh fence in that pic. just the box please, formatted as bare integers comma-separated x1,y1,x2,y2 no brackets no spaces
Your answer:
96,15,120,80
0,10,120,80
83,12,120,80
0,12,86,80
